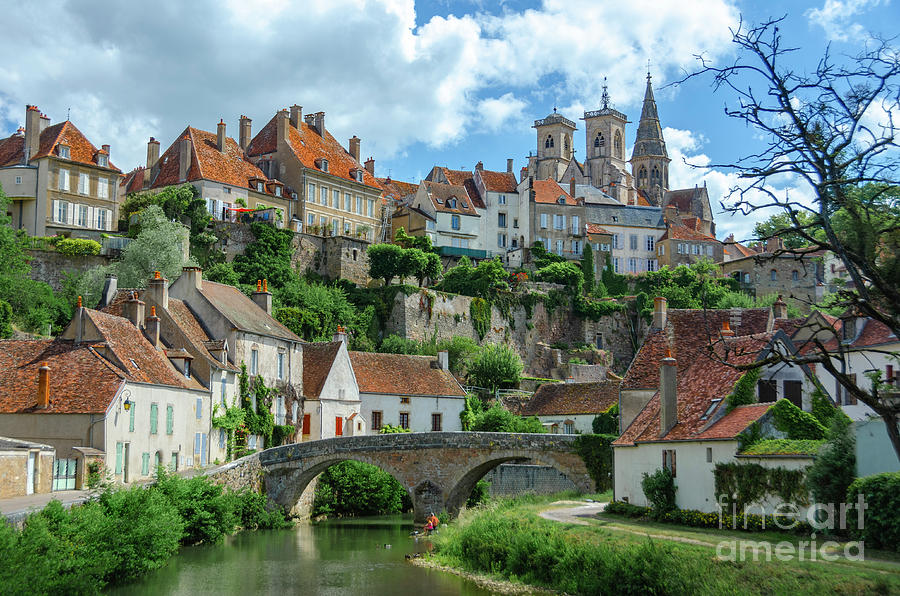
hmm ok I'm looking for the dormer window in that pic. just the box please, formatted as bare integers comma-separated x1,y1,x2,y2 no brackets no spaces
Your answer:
448,198,457,209
274,186,282,197
58,145,70,159
316,158,329,172
98,154,109,167
355,169,364,183
557,196,566,204
256,181,264,192
700,399,722,420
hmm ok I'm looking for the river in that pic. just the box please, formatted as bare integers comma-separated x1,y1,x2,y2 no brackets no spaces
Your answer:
109,515,496,595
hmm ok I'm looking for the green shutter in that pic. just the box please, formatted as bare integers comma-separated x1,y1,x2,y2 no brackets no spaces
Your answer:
150,403,158,434
170,453,178,471
166,405,174,435
141,452,149,476
115,442,123,474
129,405,135,432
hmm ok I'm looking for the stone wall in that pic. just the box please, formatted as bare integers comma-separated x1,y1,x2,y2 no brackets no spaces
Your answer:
27,250,110,291
385,290,640,374
0,450,54,499
484,463,577,497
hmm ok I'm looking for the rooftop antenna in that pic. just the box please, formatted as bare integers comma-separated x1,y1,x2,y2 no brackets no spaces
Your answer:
647,58,652,80
66,107,71,121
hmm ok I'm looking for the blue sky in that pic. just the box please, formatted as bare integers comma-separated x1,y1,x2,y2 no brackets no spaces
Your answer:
0,0,895,240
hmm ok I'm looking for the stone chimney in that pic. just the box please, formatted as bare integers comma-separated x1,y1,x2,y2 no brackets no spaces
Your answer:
146,271,168,311
437,350,449,372
24,105,41,163
252,279,272,314
146,136,160,170
178,135,191,182
333,325,347,345
39,112,50,132
772,295,788,320
570,178,576,198
349,135,361,162
664,204,679,222
659,350,677,436
239,116,252,151
364,157,375,175
720,319,735,337
507,158,514,173
217,119,226,152
181,266,202,291
144,306,161,347
101,144,111,156
289,104,302,129
37,363,50,409
74,296,84,344
765,236,783,253
276,109,290,145
124,292,146,329
310,111,325,136
99,275,118,308
652,296,667,329
475,161,483,171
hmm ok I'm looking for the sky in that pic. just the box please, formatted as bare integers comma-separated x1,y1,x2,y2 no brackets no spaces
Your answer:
0,0,896,242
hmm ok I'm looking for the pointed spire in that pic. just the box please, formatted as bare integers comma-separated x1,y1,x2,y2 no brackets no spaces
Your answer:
631,68,668,160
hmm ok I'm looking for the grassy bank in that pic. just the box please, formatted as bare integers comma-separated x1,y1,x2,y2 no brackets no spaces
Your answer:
428,494,900,595
0,471,291,595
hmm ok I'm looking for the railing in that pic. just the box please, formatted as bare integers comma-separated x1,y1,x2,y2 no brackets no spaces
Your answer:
102,235,132,254
437,246,490,259
533,113,576,128
583,107,627,120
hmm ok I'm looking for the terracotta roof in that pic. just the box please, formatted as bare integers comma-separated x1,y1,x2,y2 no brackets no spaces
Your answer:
616,335,774,445
150,126,275,192
121,167,146,194
532,179,576,205
100,288,142,317
520,380,620,416
635,190,653,207
623,308,772,390
773,318,805,337
302,341,342,399
479,169,518,193
0,340,125,414
0,120,121,172
822,317,898,351
198,281,301,342
437,168,484,208
247,113,381,190
423,181,480,216
660,222,718,243
585,223,612,236
377,177,419,203
349,352,466,397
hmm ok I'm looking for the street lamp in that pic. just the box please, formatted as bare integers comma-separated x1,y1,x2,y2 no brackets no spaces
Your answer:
122,391,133,411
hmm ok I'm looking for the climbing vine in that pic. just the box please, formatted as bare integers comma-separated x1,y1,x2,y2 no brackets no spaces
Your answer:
573,434,616,492
725,368,762,413
714,462,810,513
770,399,826,440
470,297,491,340
211,400,246,461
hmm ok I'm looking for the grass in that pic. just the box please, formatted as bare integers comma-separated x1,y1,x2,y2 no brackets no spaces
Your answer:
430,493,900,595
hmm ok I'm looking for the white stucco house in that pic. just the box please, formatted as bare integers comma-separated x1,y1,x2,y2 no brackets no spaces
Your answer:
301,334,364,440
519,380,620,434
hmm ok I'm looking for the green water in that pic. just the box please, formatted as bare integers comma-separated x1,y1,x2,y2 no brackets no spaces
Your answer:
109,515,496,595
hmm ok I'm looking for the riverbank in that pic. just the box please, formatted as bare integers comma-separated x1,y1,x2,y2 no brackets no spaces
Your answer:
424,493,900,595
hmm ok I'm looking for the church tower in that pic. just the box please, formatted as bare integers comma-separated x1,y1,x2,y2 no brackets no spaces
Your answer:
630,72,670,203
582,80,629,196
533,108,576,181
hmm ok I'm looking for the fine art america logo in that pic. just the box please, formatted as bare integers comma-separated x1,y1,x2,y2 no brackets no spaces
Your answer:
715,494,867,562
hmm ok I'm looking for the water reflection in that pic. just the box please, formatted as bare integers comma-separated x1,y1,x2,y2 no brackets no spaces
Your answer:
108,515,495,595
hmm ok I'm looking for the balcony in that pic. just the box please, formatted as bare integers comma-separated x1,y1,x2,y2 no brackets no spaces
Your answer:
437,246,490,259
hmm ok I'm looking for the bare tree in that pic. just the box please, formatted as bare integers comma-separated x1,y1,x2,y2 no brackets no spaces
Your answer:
678,17,900,459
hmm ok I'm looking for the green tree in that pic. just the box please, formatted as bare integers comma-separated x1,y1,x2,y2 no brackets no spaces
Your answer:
422,251,442,286
591,404,619,435
233,222,295,288
600,254,628,296
394,227,434,252
467,343,523,393
273,278,356,342
367,243,404,286
399,247,428,285
313,461,410,516
115,205,194,287
580,245,595,294
470,401,545,433
753,211,823,249
807,415,856,510
439,257,509,298
530,241,566,269
0,299,12,338
534,261,584,292
204,262,241,286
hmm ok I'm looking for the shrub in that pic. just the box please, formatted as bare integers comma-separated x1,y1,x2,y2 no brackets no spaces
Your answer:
603,501,814,534
313,461,411,517
641,468,677,518
846,472,900,550
467,343,523,393
770,398,827,439
272,424,295,446
379,424,411,434
534,261,584,292
154,471,239,545
714,462,810,513
466,479,491,509
367,243,404,285
574,434,616,491
806,415,855,512
469,401,544,433
591,403,619,435
55,237,102,256
0,298,12,338
234,490,292,530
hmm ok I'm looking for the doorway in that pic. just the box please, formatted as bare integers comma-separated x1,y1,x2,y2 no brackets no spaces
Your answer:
123,443,131,483
26,451,35,495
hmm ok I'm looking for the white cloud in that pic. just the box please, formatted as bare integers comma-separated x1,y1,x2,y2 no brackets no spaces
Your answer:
805,0,888,41
0,0,740,172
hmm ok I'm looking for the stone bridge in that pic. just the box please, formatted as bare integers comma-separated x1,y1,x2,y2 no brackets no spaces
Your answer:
216,432,592,522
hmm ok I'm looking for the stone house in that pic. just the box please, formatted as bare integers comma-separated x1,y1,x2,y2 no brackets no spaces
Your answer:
350,351,467,433
527,178,586,259
0,305,210,488
656,217,723,267
0,105,121,237
584,202,666,274
246,106,383,240
300,333,364,440
518,380,620,434
410,181,484,257
472,161,525,257
0,437,54,498
660,186,715,237
126,121,294,225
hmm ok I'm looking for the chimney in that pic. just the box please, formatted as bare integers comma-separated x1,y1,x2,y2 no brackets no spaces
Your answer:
659,350,677,436
37,363,50,409
772,295,788,320
217,119,226,152
507,158,514,173
437,350,449,372
99,275,118,308
312,111,325,136
178,135,191,182
364,157,375,175
24,105,41,163
181,266,202,291
146,137,160,169
289,104,302,129
720,319,735,337
101,144,111,156
569,177,576,198
124,292,146,329
144,306,161,347
475,161,483,171
665,204,678,222
146,271,168,311
74,296,84,344
349,136,361,162
239,115,252,151
652,296,667,329
333,325,347,345
39,112,50,132
276,109,290,145
765,236,783,253
252,279,272,314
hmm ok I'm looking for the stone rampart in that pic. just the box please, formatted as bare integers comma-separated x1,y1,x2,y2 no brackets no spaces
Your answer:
485,463,578,496
27,250,110,292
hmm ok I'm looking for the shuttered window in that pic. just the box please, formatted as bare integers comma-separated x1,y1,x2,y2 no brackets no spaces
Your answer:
115,442,123,474
150,403,158,434
79,173,90,195
141,452,150,476
335,416,343,437
302,414,311,435
129,405,135,432
196,398,203,420
98,177,109,199
58,169,69,191
166,405,174,434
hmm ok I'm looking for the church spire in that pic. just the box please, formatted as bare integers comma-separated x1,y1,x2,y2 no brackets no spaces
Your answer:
630,69,670,200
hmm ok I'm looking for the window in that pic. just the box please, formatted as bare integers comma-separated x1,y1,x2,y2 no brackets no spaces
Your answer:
58,168,69,191
706,245,713,257
770,269,777,282
399,412,410,429
498,213,507,228
513,218,518,229
571,215,580,235
332,189,339,206
595,333,603,349
356,170,364,182
540,213,548,229
662,449,676,477
344,193,351,211
692,244,700,255
451,237,469,248
344,221,351,234
129,404,135,432
647,259,658,272
221,379,227,406
400,397,410,405
372,411,383,431
15,175,21,185
257,181,264,192
451,214,460,230
498,194,507,205
646,235,655,252
219,429,226,450
335,416,343,436
658,244,665,256
553,214,565,230
791,270,799,282
250,349,259,375
277,352,285,380
98,177,108,199
572,240,582,255
276,397,285,425
77,204,88,227
701,399,722,420
302,414,311,435
613,257,621,273
292,402,299,424
274,186,282,197
544,134,554,149
223,187,231,194
97,209,107,230
426,219,435,231
840,374,858,405
743,273,751,284
307,213,315,227
184,360,191,379
758,379,777,403
356,196,363,214
98,154,109,167
59,145,70,159
555,239,564,255
612,233,621,250
431,413,442,432
141,452,150,476
497,233,507,248
171,453,179,471
320,187,328,205
564,421,575,434
308,183,315,199
627,234,636,250
706,447,713,463
320,159,329,172
150,403,158,434
368,199,374,217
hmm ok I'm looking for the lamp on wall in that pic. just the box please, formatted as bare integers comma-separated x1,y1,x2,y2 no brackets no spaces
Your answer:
122,390,134,411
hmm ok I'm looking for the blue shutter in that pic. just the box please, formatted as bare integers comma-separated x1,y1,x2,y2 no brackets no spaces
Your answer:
115,442,123,474
141,452,149,476
150,403,158,434
196,398,203,419
166,405,174,435
129,406,135,432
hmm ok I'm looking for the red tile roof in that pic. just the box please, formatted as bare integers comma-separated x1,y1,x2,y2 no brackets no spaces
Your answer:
635,189,653,207
520,380,620,416
121,167,146,194
247,113,381,191
349,352,466,397
479,169,518,193
438,167,485,208
821,317,898,351
302,341,342,399
532,179,576,205
377,177,419,203
586,223,612,236
423,181,480,216
660,222,718,243
0,120,121,172
693,404,772,440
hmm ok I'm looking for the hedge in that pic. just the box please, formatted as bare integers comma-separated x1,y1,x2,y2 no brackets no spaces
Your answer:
603,501,813,534
714,462,810,513
845,472,900,550
55,237,102,256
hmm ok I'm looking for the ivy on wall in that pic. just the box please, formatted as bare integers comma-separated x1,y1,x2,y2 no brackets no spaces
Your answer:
770,399,826,440
714,461,810,513
573,434,617,492
470,297,491,340
725,368,762,413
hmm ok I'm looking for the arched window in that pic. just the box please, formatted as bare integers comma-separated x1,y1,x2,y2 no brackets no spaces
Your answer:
545,135,554,149
564,135,569,151
614,130,623,159
651,165,661,187
770,269,778,281
637,165,648,188
594,133,605,157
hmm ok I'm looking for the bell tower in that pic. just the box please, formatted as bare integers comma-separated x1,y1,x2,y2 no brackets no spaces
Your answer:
630,71,670,203
583,78,629,193
533,108,576,181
